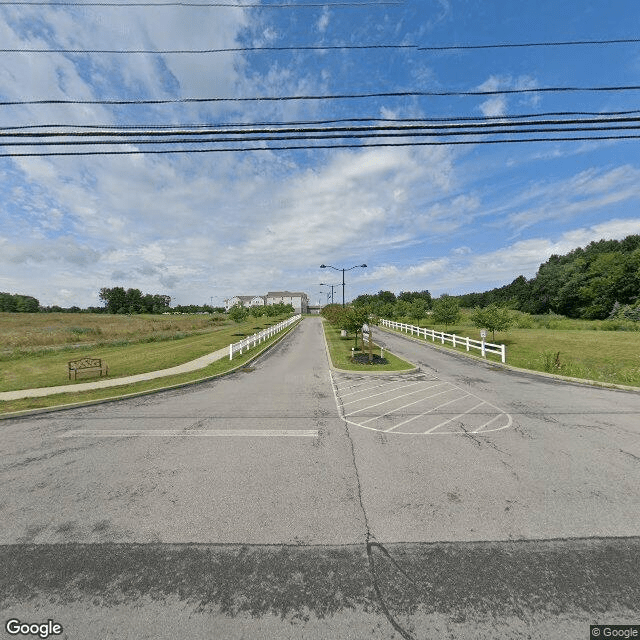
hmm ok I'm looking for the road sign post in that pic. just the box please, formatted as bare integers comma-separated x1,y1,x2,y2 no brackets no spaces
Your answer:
480,329,487,357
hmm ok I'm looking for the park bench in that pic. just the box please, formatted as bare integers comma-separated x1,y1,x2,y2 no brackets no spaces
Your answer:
68,357,109,380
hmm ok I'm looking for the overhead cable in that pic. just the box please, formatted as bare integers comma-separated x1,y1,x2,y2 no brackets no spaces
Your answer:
1,135,639,157
4,110,640,132
2,38,638,55
0,1,403,6
2,115,640,138
3,85,640,107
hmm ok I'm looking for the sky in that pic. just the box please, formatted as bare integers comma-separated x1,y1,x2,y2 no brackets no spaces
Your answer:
1,0,640,308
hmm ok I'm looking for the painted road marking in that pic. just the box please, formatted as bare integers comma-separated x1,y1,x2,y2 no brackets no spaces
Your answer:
59,429,319,438
340,379,414,398
331,371,512,436
473,413,503,433
358,386,455,425
341,380,427,405
385,393,473,432
423,401,487,433
344,382,446,417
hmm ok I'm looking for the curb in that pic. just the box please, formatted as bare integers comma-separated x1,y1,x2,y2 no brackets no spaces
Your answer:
377,325,640,394
321,319,419,375
0,320,303,420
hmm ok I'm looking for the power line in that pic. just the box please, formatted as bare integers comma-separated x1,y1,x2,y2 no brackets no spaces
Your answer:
0,44,416,53
2,118,640,150
5,126,640,146
1,134,639,157
2,37,638,55
3,115,640,138
4,110,640,132
0,1,403,6
3,85,640,107
418,38,640,51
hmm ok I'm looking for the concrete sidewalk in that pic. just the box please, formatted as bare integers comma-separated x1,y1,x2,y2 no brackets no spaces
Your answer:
0,345,231,401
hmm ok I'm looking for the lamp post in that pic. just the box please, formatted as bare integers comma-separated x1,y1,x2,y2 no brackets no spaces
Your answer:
319,282,339,305
320,264,367,307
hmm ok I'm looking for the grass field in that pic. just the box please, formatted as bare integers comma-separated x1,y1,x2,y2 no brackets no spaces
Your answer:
384,311,640,388
322,321,415,372
0,312,294,392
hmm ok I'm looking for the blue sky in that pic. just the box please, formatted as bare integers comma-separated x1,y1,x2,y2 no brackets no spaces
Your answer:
1,0,640,308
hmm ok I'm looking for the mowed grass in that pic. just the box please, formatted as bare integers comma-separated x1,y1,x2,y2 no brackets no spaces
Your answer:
322,321,415,372
0,322,299,416
0,312,294,392
383,313,640,388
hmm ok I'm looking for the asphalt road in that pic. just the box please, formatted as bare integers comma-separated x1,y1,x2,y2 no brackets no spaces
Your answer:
1,317,639,639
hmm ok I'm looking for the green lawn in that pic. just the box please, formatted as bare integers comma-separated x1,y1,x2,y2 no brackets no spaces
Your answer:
322,321,415,372
382,317,640,387
0,320,299,416
0,313,295,392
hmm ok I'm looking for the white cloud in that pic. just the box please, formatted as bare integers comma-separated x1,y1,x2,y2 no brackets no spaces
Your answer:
477,74,539,117
432,218,640,294
503,165,640,233
317,7,330,33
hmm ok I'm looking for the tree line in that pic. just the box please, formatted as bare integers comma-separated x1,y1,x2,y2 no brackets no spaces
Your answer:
454,235,640,320
0,287,226,314
351,234,640,322
0,292,40,313
227,302,296,322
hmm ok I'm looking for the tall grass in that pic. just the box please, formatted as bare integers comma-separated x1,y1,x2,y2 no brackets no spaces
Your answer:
0,312,227,352
384,309,640,387
0,312,291,391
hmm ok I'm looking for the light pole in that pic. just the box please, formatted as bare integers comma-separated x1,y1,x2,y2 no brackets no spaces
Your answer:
319,282,340,305
320,264,367,307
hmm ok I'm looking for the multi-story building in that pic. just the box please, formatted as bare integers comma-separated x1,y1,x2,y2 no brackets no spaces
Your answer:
265,291,309,315
224,291,309,314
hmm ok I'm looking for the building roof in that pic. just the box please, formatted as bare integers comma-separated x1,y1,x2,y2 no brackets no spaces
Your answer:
266,291,308,298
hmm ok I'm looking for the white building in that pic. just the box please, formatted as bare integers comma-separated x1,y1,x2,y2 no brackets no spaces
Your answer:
224,295,265,311
266,291,309,314
225,291,309,314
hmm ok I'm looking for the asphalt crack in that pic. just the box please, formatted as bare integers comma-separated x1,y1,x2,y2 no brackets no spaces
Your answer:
331,371,417,640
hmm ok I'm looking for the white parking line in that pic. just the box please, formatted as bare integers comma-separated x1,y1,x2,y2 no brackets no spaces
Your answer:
59,429,319,437
384,393,473,432
423,401,487,434
335,378,385,392
341,380,427,406
359,386,456,425
344,382,447,417
472,413,503,433
329,370,512,436
339,380,412,398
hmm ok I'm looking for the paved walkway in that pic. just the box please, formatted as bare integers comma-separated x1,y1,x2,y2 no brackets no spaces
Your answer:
0,346,230,401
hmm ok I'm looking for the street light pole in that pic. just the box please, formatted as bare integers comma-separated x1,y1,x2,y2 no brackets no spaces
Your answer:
320,264,367,307
319,283,339,305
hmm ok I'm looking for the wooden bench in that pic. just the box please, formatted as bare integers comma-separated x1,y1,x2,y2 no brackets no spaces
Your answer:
68,357,109,380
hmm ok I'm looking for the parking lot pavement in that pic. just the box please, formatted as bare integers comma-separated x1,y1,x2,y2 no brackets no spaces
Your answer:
332,371,511,435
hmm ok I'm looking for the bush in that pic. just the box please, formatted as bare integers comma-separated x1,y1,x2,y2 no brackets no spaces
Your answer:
600,319,639,331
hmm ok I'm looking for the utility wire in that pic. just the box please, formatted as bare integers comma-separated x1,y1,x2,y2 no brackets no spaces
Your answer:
4,125,640,146
1,134,639,157
4,110,640,132
3,85,640,106
2,119,639,147
3,115,639,138
418,38,640,51
0,1,403,6
0,44,417,53
2,38,638,55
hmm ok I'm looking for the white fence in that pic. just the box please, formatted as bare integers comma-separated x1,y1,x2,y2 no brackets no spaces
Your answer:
229,314,301,360
380,318,506,363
